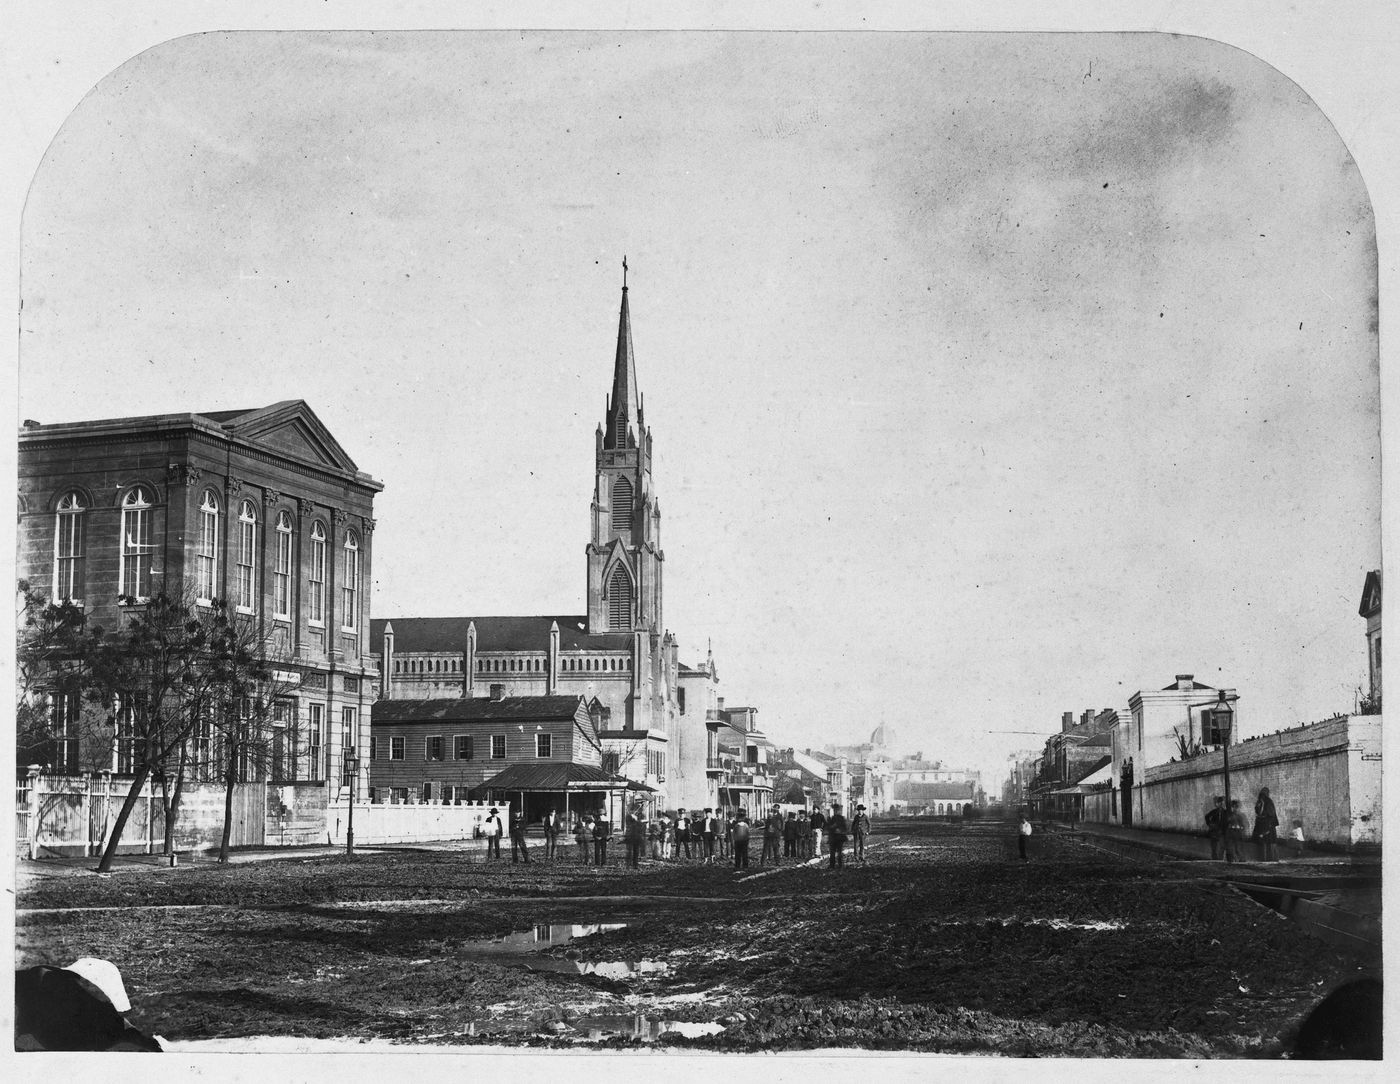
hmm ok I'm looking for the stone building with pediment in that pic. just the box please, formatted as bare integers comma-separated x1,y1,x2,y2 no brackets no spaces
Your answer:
17,401,382,798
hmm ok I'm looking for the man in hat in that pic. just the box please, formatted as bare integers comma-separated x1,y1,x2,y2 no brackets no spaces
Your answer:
509,809,531,864
675,808,692,860
808,804,826,859
483,806,504,860
732,809,752,869
1204,795,1226,860
14,957,162,1051
701,808,719,863
852,804,871,861
543,807,560,859
827,802,849,869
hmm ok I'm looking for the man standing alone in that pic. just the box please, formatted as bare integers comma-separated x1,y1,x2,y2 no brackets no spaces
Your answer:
543,808,560,859
592,810,612,866
509,811,531,864
827,803,849,869
1018,813,1032,861
1204,796,1226,860
851,804,871,861
809,805,826,860
732,810,751,869
701,809,719,864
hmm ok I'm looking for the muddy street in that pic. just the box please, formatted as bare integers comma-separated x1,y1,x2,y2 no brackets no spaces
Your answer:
14,821,1372,1056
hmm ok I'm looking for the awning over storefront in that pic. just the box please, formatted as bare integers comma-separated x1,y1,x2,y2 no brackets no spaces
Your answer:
469,762,648,796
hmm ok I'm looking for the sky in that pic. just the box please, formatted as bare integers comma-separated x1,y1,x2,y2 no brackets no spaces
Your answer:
11,26,1383,789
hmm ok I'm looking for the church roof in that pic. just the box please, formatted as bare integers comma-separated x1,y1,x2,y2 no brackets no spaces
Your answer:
603,274,642,451
372,695,586,725
369,616,633,654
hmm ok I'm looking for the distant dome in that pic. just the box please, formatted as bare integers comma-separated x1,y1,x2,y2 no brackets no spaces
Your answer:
871,723,894,748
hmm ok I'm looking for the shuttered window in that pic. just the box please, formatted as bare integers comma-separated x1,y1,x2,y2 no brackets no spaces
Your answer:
611,476,633,531
607,565,632,629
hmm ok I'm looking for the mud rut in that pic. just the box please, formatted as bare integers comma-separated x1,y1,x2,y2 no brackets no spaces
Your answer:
15,822,1369,1055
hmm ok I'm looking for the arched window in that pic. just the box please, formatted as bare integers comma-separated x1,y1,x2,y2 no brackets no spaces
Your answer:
611,476,633,531
607,564,633,630
196,490,220,602
119,486,154,600
273,511,293,619
236,500,257,611
53,491,85,603
341,529,360,631
308,521,327,624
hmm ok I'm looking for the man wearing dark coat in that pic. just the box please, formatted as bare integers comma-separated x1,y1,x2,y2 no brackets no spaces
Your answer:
826,803,849,869
509,810,531,864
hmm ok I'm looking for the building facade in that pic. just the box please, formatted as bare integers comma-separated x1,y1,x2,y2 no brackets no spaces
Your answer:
1360,569,1381,709
17,401,382,797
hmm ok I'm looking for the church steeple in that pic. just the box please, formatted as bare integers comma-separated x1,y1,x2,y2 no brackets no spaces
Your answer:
604,258,642,451
588,262,663,638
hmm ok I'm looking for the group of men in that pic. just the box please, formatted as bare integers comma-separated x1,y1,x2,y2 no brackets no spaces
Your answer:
473,802,874,871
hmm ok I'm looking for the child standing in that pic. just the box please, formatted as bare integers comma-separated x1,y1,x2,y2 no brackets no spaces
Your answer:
1290,819,1306,859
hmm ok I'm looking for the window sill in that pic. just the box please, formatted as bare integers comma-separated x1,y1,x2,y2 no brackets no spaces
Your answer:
236,606,255,615
273,615,291,623
308,620,326,629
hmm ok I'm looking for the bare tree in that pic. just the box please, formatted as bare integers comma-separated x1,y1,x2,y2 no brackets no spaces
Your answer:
15,580,93,772
86,593,274,872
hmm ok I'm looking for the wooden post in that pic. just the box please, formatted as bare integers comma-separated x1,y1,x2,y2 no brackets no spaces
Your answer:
26,765,42,860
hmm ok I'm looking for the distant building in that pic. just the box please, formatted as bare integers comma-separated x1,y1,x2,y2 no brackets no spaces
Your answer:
1360,569,1381,710
17,402,382,796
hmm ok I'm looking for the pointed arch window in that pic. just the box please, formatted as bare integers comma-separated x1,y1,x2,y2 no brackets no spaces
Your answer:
611,476,633,531
607,564,633,630
119,486,155,601
195,490,220,602
53,491,86,603
341,529,360,632
236,500,258,612
308,521,327,625
273,511,293,619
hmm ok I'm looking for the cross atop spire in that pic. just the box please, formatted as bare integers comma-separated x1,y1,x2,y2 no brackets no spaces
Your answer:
603,265,641,450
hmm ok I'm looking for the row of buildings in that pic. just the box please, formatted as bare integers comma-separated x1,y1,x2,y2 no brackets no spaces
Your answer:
17,278,931,838
1003,580,1382,849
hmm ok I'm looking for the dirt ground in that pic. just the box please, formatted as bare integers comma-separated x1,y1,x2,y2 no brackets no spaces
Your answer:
14,821,1375,1056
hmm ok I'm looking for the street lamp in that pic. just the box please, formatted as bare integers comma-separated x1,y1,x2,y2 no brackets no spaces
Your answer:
1212,690,1234,861
345,747,360,858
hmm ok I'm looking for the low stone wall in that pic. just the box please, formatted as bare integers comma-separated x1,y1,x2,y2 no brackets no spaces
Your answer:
1096,715,1381,849
326,799,509,846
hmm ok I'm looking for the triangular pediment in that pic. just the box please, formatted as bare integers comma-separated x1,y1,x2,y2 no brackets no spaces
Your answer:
1360,569,1382,617
216,401,359,473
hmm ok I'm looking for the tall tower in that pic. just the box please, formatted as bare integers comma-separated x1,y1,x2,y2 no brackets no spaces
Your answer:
587,261,663,636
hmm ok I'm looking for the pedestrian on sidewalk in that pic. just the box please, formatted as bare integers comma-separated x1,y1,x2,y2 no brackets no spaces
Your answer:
797,809,811,858
733,810,751,869
827,803,848,869
1253,786,1280,862
852,804,870,861
592,811,611,866
574,815,592,862
509,811,531,864
1205,795,1226,860
624,804,646,868
1226,799,1248,863
483,807,504,860
1290,819,1306,859
1018,813,1032,861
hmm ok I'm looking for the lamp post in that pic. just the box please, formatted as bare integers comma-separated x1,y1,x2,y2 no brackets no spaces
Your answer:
345,747,360,858
1212,690,1234,862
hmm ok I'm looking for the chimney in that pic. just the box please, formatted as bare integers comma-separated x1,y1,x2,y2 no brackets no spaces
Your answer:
1061,711,1074,732
718,697,725,712
1175,674,1194,691
1081,709,1094,727
489,683,506,701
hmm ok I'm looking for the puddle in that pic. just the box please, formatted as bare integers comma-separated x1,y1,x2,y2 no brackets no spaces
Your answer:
461,923,669,979
567,1015,725,1041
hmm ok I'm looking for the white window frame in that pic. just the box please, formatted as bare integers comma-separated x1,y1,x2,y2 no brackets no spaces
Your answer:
273,511,293,620
236,500,257,613
390,735,405,761
536,733,552,758
119,487,155,602
491,734,507,760
53,491,85,604
426,735,444,761
308,703,324,781
308,520,327,625
341,529,360,632
196,489,220,604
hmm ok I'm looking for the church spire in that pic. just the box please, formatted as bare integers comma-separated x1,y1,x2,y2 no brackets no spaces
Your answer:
604,257,641,450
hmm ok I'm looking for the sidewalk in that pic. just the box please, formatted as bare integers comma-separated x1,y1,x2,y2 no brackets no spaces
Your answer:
1067,820,1380,872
